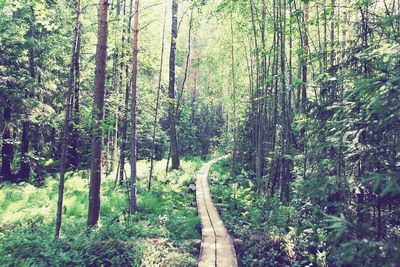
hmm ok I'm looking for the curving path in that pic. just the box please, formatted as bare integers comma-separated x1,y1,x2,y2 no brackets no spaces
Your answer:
196,156,238,267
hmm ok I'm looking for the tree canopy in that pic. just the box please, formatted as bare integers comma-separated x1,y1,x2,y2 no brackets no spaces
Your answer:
0,0,399,266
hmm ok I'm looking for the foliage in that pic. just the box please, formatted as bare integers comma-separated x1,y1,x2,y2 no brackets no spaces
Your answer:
1,0,399,265
210,158,400,266
0,159,201,266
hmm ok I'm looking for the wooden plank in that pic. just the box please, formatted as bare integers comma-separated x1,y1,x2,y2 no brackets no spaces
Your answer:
196,156,238,267
198,236,216,267
216,236,238,267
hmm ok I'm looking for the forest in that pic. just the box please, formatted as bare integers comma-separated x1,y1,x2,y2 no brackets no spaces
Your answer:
0,0,399,266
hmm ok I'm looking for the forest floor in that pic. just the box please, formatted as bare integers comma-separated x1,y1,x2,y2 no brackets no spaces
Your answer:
0,157,207,266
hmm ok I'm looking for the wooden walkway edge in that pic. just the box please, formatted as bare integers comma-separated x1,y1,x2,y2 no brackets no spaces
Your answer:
196,156,238,267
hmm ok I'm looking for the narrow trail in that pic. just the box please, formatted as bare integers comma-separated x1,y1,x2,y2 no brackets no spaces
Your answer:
196,156,238,267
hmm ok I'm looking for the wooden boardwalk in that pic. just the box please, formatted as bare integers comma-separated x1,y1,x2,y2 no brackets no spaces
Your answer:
196,157,238,267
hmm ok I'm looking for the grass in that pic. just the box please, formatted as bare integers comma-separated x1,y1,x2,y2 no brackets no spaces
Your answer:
0,157,204,266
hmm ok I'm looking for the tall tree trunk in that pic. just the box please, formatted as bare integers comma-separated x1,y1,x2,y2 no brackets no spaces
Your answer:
109,0,122,173
0,99,13,182
249,0,261,178
19,120,30,180
302,0,309,111
230,13,237,174
301,0,309,180
68,12,82,170
167,0,180,170
149,1,167,190
257,0,268,184
323,0,328,70
117,0,133,185
270,0,280,195
88,0,109,227
55,0,81,237
118,82,129,185
279,0,290,203
129,0,139,214
330,0,335,67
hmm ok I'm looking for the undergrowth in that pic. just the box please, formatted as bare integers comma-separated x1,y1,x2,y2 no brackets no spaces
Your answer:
0,158,203,266
209,158,400,267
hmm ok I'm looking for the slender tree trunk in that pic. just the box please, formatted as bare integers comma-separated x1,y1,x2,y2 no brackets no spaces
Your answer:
18,120,30,180
0,99,13,181
167,0,180,170
316,3,323,74
118,85,129,184
271,0,279,156
107,0,123,174
279,0,290,203
302,1,309,111
270,0,281,196
117,0,133,185
256,0,267,183
55,0,81,237
115,0,126,184
249,0,262,178
69,13,82,170
148,1,167,191
230,13,237,174
129,0,140,214
243,38,254,143
88,0,109,227
301,0,309,180
324,0,328,70
330,0,335,67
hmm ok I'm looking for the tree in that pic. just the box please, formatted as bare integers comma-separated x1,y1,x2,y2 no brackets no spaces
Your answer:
87,0,109,227
230,12,237,174
129,0,140,214
0,99,13,181
117,0,134,185
68,13,82,170
55,0,81,237
167,0,180,170
149,1,167,191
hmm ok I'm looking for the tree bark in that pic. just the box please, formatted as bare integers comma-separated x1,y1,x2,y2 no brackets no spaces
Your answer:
330,0,335,67
230,13,238,174
88,0,109,227
55,0,81,237
302,0,309,111
167,0,180,170
129,0,140,214
249,0,261,178
68,12,82,170
0,99,13,182
278,0,290,203
117,0,133,185
109,0,122,173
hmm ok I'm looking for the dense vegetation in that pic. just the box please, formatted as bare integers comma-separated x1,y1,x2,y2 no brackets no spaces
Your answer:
0,0,399,266
0,159,203,266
